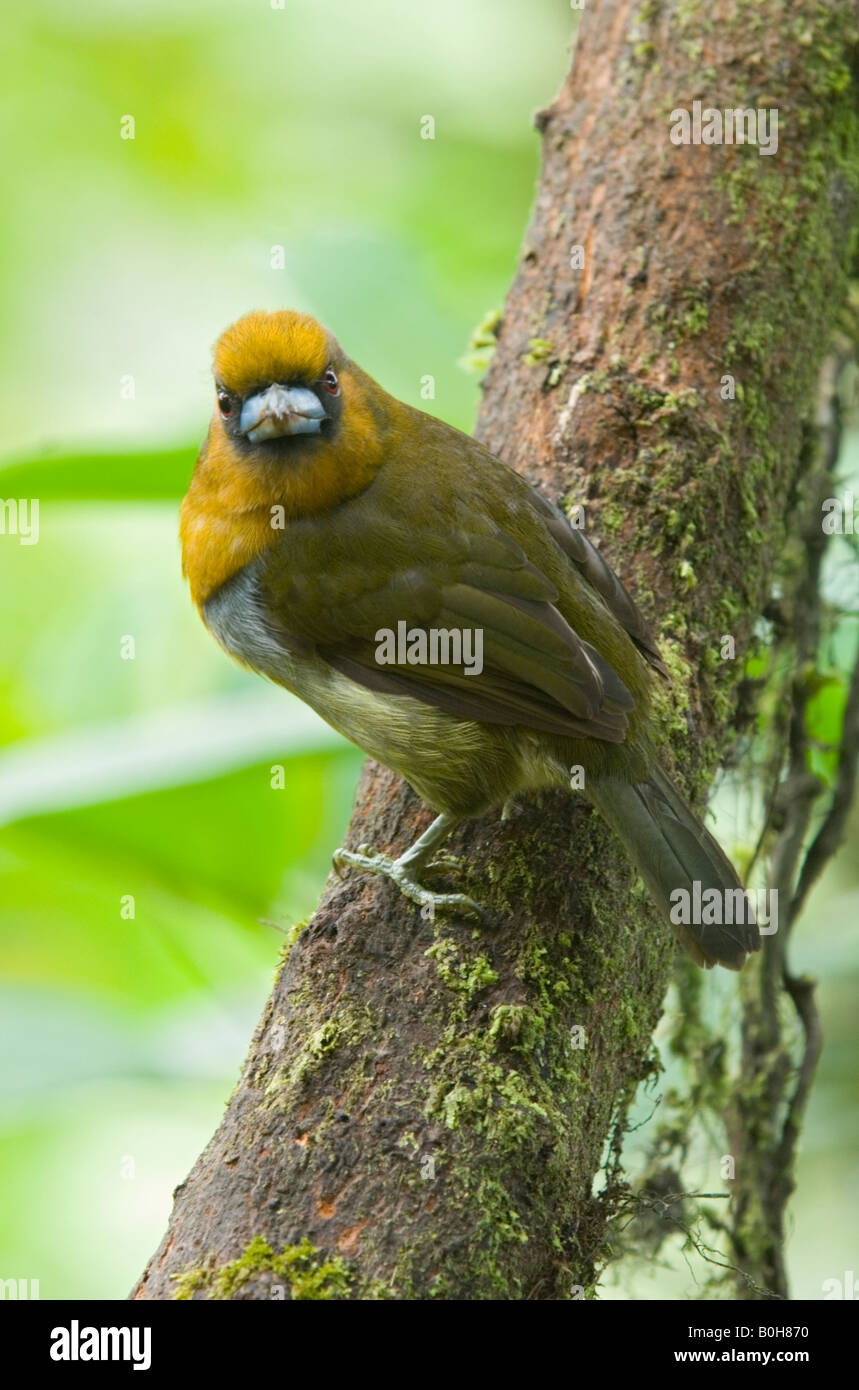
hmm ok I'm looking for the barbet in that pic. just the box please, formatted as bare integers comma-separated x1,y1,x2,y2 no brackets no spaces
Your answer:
180,310,759,970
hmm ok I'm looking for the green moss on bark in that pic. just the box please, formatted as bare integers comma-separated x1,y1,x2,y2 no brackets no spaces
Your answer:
173,1237,351,1301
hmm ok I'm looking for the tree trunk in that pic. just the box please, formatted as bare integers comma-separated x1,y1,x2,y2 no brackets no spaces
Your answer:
132,0,859,1300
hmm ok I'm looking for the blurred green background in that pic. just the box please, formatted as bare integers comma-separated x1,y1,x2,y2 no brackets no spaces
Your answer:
1,0,856,1301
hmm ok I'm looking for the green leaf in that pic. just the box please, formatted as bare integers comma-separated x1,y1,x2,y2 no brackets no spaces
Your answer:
0,446,197,502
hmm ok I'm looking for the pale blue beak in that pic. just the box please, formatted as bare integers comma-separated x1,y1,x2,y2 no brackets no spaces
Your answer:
239,384,326,443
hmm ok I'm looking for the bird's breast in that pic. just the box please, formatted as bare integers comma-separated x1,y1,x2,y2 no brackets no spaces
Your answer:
202,560,469,767
203,560,574,817
203,560,306,689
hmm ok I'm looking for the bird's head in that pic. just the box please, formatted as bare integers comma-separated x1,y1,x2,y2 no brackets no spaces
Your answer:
212,309,346,450
181,309,395,608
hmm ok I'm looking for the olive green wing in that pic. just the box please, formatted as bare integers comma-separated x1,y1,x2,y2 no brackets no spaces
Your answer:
258,520,636,742
524,488,669,677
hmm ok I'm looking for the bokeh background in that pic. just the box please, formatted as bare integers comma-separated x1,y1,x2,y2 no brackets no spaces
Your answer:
1,0,856,1300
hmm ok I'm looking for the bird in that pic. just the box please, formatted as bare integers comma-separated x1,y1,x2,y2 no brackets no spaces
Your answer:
180,308,759,970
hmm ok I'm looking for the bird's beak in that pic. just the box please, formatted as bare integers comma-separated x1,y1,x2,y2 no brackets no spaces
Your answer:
239,384,326,442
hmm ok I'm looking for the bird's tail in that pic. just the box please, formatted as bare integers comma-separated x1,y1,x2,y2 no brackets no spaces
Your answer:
586,766,760,970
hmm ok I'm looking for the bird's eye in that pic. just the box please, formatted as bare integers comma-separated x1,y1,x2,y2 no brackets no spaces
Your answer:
322,368,340,396
217,391,233,417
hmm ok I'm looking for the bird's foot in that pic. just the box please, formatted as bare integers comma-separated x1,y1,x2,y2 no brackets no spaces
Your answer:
333,845,483,922
424,852,468,877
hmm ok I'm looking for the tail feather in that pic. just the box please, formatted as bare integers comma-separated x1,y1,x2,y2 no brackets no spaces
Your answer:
587,768,760,970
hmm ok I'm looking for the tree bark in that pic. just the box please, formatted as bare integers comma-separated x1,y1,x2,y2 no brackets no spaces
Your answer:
133,0,859,1300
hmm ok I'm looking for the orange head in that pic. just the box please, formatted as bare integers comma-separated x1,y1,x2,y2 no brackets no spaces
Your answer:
180,309,392,608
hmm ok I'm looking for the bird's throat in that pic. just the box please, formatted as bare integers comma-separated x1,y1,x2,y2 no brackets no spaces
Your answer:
180,426,383,608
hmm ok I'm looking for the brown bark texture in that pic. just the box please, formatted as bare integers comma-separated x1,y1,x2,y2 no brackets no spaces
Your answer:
133,0,859,1300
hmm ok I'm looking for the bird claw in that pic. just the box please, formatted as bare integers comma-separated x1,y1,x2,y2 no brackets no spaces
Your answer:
424,853,467,878
332,845,484,923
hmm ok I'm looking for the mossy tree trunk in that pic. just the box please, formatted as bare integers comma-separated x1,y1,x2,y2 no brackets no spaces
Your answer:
132,0,859,1301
